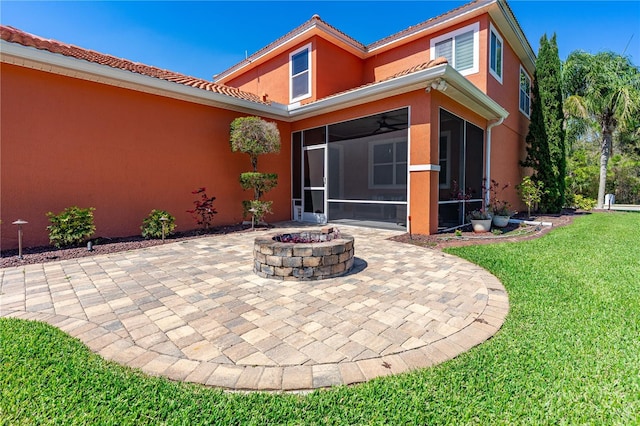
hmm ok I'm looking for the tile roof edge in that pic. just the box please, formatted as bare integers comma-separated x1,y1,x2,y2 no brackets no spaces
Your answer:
0,25,269,106
366,0,485,51
214,15,366,82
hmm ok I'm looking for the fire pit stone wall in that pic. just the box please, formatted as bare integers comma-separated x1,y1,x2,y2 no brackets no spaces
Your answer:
254,228,354,280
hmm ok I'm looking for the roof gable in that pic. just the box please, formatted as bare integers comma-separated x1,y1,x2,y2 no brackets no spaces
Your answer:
214,14,367,83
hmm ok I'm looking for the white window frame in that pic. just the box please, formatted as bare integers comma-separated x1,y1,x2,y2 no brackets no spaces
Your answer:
289,43,312,103
489,23,503,84
368,137,407,189
430,22,479,76
519,66,532,117
439,131,452,189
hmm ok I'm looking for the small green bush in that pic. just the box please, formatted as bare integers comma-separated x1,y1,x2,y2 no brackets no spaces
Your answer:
517,176,545,217
573,194,597,211
141,210,176,239
46,206,96,248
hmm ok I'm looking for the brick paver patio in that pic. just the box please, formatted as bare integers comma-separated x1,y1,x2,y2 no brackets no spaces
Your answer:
0,224,508,391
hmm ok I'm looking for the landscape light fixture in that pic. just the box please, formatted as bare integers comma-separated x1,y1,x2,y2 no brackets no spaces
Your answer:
248,208,257,231
159,216,169,242
12,219,28,259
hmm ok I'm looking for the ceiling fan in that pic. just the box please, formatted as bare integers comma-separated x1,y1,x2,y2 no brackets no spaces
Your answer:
371,117,405,135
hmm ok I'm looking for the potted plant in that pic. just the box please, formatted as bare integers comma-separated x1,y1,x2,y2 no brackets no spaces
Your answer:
487,179,513,228
490,203,513,227
467,208,492,233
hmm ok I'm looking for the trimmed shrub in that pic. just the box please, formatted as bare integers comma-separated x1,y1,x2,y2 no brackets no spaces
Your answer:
46,206,96,248
239,172,278,199
141,210,176,239
241,200,273,224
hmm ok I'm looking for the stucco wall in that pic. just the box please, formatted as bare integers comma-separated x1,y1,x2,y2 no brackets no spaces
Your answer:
485,17,531,139
0,63,292,250
315,37,364,101
225,36,364,106
221,41,296,105
364,16,490,90
484,17,530,211
364,35,429,84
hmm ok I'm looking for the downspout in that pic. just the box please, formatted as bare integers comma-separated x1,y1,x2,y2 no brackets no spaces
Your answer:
485,116,505,207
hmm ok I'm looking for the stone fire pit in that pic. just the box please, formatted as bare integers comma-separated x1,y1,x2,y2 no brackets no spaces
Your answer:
253,227,354,280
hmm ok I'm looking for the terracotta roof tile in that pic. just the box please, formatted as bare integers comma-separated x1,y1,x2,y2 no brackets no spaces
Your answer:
0,25,269,105
382,57,449,81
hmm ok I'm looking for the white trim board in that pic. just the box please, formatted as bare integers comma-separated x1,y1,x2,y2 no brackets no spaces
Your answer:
409,164,441,172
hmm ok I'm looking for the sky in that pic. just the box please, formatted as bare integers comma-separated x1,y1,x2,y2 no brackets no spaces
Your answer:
1,1,639,81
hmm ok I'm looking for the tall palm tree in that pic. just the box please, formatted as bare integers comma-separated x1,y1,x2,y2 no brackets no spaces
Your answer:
564,51,640,208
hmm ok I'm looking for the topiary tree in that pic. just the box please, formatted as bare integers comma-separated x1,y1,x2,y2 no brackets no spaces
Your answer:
230,117,281,224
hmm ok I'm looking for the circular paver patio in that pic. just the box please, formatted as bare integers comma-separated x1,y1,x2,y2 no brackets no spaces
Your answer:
0,224,508,391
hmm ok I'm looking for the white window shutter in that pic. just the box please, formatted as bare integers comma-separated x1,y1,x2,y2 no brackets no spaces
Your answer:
454,31,474,71
435,39,453,64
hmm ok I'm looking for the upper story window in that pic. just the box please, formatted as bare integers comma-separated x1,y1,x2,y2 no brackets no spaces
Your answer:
489,24,503,83
430,22,479,75
290,44,312,103
519,66,531,117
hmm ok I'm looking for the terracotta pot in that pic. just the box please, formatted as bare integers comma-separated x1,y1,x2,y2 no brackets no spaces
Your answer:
470,219,492,233
492,215,510,228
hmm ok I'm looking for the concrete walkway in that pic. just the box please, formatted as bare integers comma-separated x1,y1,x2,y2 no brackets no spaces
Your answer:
0,224,508,392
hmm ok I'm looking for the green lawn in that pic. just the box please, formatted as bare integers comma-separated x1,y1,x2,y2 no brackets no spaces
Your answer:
1,212,639,425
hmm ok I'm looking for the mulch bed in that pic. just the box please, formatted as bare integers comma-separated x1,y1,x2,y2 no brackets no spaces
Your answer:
389,211,582,250
0,224,259,268
1,211,588,268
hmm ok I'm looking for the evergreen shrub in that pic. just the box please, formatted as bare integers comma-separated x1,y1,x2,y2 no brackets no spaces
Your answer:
46,206,96,248
141,209,176,239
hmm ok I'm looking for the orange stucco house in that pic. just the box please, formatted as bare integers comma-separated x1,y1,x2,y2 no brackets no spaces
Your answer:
0,0,534,250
